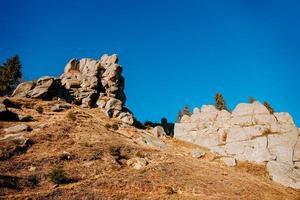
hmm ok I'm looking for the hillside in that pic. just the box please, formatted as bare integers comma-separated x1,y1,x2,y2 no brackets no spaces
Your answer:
1,98,299,200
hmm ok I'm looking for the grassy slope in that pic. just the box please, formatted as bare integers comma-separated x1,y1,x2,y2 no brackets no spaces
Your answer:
0,98,299,200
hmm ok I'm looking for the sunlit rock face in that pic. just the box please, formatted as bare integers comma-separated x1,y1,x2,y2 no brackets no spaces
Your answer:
12,54,134,125
174,101,300,189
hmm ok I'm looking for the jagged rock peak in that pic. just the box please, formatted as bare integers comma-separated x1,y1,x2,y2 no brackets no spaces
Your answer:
12,54,134,124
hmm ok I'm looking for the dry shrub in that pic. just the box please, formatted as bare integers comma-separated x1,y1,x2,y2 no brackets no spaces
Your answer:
235,161,267,177
49,166,68,184
66,111,76,121
36,106,43,114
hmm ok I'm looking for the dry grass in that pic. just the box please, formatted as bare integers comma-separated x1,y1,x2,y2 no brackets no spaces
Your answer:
0,97,299,200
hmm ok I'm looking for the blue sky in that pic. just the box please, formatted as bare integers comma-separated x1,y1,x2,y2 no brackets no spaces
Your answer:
1,0,300,125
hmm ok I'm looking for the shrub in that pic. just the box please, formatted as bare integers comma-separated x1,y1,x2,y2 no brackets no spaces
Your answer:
66,111,76,121
182,105,191,116
249,96,255,104
215,93,229,111
36,106,43,114
0,55,22,96
177,110,183,122
28,175,39,187
263,101,274,114
109,146,121,157
105,123,111,129
111,123,119,130
49,166,67,184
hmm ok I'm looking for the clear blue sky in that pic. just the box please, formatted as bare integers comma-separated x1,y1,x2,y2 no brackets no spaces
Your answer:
1,0,300,125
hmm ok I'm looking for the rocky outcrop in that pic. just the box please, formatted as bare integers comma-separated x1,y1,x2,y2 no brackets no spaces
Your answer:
174,101,300,189
12,54,134,124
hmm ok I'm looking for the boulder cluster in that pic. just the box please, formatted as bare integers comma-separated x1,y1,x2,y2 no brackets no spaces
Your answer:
12,54,134,124
174,101,300,189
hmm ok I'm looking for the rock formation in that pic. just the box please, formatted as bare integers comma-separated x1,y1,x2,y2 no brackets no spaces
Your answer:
174,101,300,189
12,54,134,124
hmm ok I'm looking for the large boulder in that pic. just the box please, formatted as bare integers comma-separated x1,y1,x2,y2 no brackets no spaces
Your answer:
151,126,167,139
174,101,300,188
12,54,135,125
267,161,300,189
11,81,36,98
4,124,30,134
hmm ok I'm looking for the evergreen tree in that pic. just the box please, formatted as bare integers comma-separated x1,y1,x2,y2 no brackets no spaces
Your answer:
263,101,274,114
0,55,22,96
214,92,229,111
177,111,183,122
249,96,255,103
182,105,191,116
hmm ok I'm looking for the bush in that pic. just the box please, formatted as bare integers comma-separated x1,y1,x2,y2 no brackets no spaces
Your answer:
49,166,67,184
109,146,121,157
28,175,39,187
215,93,229,111
36,106,43,114
177,110,183,122
66,111,76,121
263,101,274,114
249,96,255,104
182,105,191,116
111,123,119,130
105,123,118,130
105,123,111,129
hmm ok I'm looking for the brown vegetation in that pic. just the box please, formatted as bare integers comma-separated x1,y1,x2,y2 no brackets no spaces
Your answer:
0,97,299,200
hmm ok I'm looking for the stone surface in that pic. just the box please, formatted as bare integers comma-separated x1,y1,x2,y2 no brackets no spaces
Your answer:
267,161,300,189
191,149,205,158
221,157,236,166
126,157,148,170
18,115,33,122
12,54,135,125
4,124,30,134
151,126,167,139
138,132,167,149
174,101,300,189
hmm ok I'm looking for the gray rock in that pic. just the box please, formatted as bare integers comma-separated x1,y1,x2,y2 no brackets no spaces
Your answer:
4,124,30,134
19,115,33,122
221,157,236,166
138,132,167,149
151,126,167,139
11,54,135,125
11,81,36,97
174,101,300,189
126,157,148,170
267,161,300,189
51,105,63,112
191,149,205,158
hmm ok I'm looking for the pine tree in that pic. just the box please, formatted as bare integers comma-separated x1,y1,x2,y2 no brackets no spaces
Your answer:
0,55,22,96
182,105,191,116
263,101,274,114
177,111,183,122
215,93,229,111
249,96,255,103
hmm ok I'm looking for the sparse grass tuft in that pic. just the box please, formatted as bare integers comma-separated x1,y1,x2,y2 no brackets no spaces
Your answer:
36,106,44,114
109,146,120,156
28,175,39,187
49,166,68,184
105,123,119,130
111,123,119,130
105,123,111,129
66,111,76,121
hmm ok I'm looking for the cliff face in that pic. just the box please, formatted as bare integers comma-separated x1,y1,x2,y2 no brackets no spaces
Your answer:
12,54,134,124
174,101,300,189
